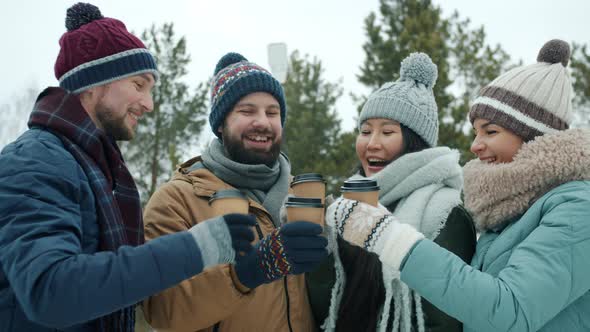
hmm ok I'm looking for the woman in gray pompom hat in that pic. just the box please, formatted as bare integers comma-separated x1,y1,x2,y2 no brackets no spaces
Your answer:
307,52,476,332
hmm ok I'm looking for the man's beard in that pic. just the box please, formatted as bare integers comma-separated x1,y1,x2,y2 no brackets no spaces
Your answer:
221,128,282,167
95,102,134,141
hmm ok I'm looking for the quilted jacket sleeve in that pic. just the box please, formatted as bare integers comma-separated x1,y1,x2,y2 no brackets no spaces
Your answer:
0,131,203,329
400,182,590,332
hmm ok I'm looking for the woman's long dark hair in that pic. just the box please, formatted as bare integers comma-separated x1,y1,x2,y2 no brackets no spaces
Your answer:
335,123,429,332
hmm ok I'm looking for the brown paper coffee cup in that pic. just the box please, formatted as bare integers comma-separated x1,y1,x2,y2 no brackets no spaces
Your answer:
285,197,324,226
209,189,249,216
291,173,326,203
340,179,380,207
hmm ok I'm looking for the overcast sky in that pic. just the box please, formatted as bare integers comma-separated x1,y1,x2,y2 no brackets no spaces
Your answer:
1,0,589,148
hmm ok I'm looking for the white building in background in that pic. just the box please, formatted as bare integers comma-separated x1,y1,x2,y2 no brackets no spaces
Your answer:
267,43,289,84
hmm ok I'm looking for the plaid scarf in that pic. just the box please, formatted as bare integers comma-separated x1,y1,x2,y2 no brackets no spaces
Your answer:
28,87,143,332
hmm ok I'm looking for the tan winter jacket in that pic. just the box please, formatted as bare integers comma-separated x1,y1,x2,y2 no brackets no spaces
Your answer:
141,156,315,332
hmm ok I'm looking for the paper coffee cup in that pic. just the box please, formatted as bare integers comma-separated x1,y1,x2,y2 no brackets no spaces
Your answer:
290,173,326,203
285,196,324,226
209,189,249,216
340,179,380,207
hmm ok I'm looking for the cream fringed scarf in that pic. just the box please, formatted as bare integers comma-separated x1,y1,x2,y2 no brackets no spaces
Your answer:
323,147,463,332
463,129,590,232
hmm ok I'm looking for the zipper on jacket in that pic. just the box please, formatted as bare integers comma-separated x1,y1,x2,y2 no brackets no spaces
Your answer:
253,208,293,331
254,223,263,240
283,277,294,332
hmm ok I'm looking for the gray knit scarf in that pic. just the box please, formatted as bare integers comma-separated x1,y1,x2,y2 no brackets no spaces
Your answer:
201,139,291,226
325,147,463,332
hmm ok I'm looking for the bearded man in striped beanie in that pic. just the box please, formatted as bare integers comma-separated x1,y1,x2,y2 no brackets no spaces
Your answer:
141,52,328,332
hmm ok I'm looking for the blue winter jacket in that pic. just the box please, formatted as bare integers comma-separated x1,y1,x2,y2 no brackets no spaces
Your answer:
0,129,204,331
400,181,590,331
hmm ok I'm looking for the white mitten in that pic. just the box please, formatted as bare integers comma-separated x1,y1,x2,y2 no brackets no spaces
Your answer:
326,197,425,270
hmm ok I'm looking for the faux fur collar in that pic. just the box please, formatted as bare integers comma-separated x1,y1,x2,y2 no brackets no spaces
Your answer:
463,129,590,231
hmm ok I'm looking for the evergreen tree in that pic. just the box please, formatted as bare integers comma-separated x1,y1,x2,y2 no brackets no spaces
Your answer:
121,23,208,204
324,131,359,193
359,0,453,108
570,42,590,127
282,51,356,194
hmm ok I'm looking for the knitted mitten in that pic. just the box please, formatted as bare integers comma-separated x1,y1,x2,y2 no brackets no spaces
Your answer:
188,213,256,270
234,221,328,289
326,197,424,270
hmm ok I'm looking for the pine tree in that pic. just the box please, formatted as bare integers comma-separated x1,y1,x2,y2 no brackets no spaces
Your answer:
359,0,453,107
282,51,356,194
570,42,590,127
121,23,208,204
323,131,359,193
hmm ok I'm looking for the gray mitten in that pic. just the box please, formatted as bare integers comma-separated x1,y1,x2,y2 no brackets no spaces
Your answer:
188,214,256,269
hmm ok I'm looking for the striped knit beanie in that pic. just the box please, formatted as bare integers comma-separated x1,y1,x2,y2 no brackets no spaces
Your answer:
358,52,439,147
469,39,573,141
209,52,286,137
54,3,158,94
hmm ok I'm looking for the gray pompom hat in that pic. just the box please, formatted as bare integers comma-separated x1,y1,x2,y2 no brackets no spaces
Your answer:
358,52,439,147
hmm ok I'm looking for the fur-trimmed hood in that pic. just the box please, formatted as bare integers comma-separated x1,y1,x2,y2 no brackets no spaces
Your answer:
463,129,590,231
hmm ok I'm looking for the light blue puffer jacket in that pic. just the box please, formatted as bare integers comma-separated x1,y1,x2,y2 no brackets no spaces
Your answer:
401,180,590,331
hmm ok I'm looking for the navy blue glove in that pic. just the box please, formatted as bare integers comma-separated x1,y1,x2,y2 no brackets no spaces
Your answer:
223,213,256,254
234,221,328,289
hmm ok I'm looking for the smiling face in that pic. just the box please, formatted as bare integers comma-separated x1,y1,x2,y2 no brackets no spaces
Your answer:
471,118,524,164
219,92,283,166
85,73,155,141
355,118,404,177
